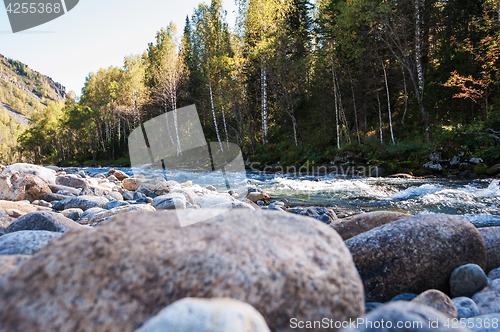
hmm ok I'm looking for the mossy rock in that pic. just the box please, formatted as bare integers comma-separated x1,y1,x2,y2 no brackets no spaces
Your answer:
473,163,488,175
486,164,500,176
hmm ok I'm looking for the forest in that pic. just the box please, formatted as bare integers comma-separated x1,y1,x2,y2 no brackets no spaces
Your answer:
12,0,500,173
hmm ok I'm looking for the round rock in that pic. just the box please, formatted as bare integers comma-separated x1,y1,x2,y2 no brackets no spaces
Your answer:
1,163,56,184
411,289,458,318
450,264,488,298
452,297,479,319
136,298,270,332
0,230,62,255
345,214,487,302
5,211,86,233
478,227,500,273
331,211,410,240
0,209,364,332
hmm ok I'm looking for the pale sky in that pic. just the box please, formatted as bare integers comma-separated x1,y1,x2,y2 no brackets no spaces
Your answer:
0,0,238,96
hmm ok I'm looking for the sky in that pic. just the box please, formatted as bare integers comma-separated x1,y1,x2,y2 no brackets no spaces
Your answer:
0,0,238,96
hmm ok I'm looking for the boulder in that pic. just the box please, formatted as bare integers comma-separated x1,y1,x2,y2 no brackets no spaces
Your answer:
478,227,500,273
0,255,30,278
345,214,487,302
452,297,479,319
1,163,56,184
472,279,500,315
48,184,81,196
103,200,129,210
79,186,108,197
0,200,51,215
136,298,270,332
0,230,62,255
486,164,500,176
340,301,470,332
0,210,364,332
168,188,197,204
54,195,109,211
304,206,337,224
55,175,88,189
136,178,171,197
122,178,143,191
60,208,84,221
411,289,458,318
88,204,156,224
152,193,187,210
5,211,87,233
106,169,129,181
105,191,123,201
0,174,51,202
450,264,488,298
247,191,270,203
331,211,410,240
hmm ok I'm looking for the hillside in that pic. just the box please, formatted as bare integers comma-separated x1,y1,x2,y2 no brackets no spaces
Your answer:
0,53,66,164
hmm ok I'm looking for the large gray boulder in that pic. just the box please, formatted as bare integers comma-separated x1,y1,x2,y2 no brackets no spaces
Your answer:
0,174,51,202
135,298,270,332
0,210,364,332
5,211,86,233
472,279,500,315
331,211,410,240
345,214,487,302
1,163,56,185
53,195,109,211
0,230,62,255
478,227,500,273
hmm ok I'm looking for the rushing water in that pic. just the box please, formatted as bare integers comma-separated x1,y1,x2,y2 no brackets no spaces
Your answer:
80,166,500,226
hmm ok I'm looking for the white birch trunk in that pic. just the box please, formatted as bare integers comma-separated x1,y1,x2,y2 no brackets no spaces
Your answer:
209,78,224,152
382,61,395,144
261,67,268,146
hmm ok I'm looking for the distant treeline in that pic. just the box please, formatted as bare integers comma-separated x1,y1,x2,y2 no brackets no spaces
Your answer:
15,0,500,167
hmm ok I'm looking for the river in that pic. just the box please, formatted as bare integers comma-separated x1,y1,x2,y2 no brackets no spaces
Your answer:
79,166,500,227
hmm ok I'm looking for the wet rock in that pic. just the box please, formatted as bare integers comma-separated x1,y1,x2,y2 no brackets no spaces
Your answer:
450,264,488,298
106,169,129,181
411,289,458,318
123,178,143,191
0,210,364,332
0,230,62,255
452,297,479,319
340,301,470,332
5,211,87,233
331,211,410,240
478,227,500,273
0,174,51,202
472,279,500,315
0,255,30,278
54,195,109,211
1,163,56,184
305,206,337,224
55,175,88,189
136,298,271,332
345,214,487,302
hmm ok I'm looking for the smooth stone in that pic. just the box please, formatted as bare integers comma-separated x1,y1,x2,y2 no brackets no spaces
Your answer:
0,174,51,202
411,289,458,318
60,208,84,221
391,293,418,302
247,191,270,203
5,211,87,233
0,230,62,255
472,279,500,315
88,204,156,224
205,185,216,191
331,211,410,240
136,178,171,197
340,301,470,332
103,200,130,210
211,201,255,210
0,210,364,332
488,268,500,280
168,188,197,204
31,200,52,208
54,195,109,211
56,175,89,189
0,254,30,278
152,193,187,210
0,200,51,216
450,264,488,298
122,178,143,191
123,191,135,200
304,206,337,224
135,298,271,332
0,216,15,229
1,163,56,184
478,227,500,273
345,214,487,302
79,186,107,197
267,203,285,212
105,191,123,201
106,169,129,181
48,184,81,196
452,297,479,319
78,207,106,225
43,193,71,202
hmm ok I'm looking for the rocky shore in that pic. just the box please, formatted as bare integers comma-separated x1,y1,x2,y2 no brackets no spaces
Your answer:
0,163,499,331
